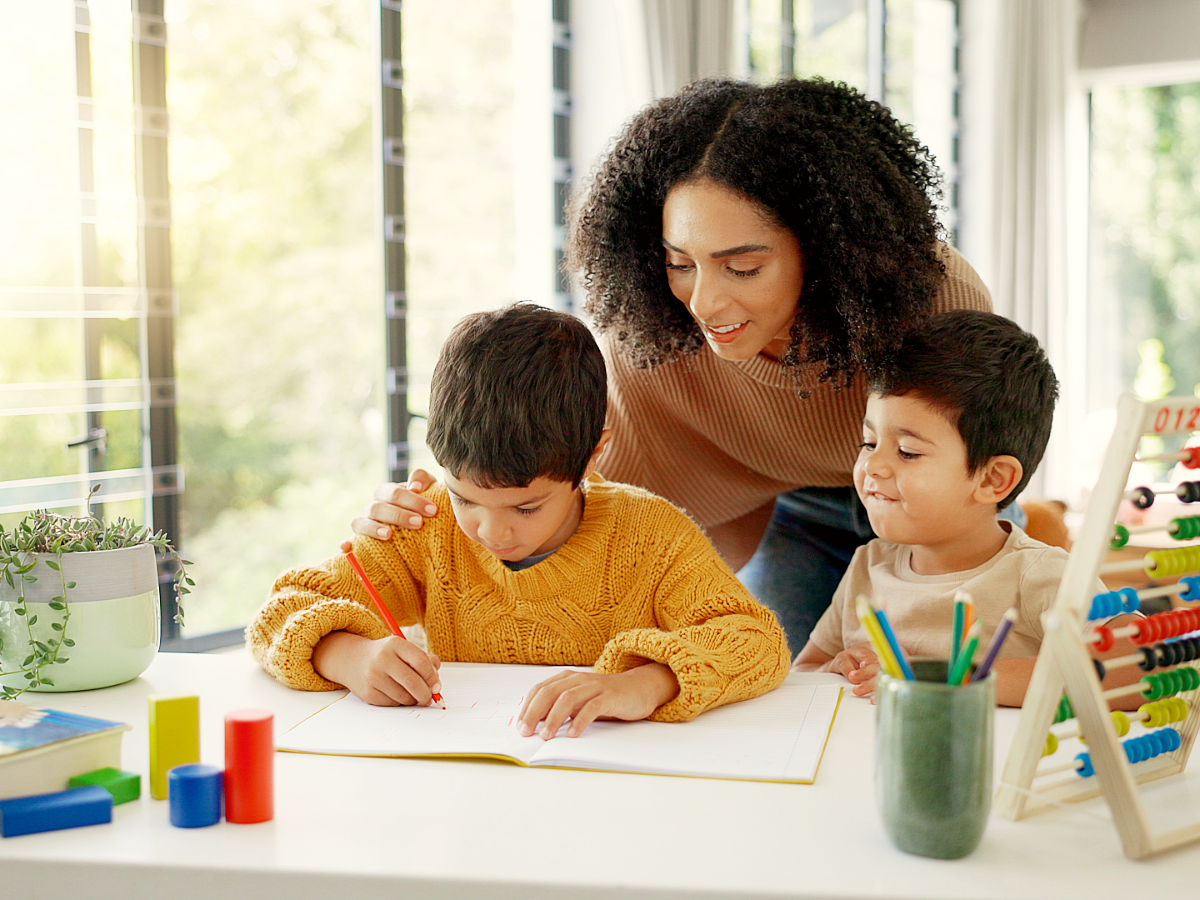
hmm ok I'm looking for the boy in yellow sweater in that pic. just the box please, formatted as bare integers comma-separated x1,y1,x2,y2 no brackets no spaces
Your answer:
248,304,788,738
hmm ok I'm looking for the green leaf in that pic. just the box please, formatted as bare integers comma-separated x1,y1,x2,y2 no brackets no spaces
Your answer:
14,607,25,616
62,638,76,647
55,657,69,664
50,622,62,631
27,615,37,625
45,559,60,571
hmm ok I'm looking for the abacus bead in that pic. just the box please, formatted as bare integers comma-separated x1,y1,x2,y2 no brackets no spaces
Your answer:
1141,674,1163,699
1183,447,1200,470
1120,587,1141,613
1132,486,1156,509
1110,523,1130,549
1042,732,1058,757
1177,481,1200,503
1110,710,1131,737
1185,667,1200,690
1139,646,1158,671
1181,576,1200,601
1166,728,1183,751
1092,659,1106,681
1076,753,1094,778
1092,624,1115,652
1124,739,1145,764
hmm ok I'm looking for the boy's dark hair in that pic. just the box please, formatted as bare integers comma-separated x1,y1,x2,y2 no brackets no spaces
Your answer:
567,76,946,391
427,303,607,489
869,311,1058,510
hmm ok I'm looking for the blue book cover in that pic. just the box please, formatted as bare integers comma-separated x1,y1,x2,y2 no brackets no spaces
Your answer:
0,703,126,756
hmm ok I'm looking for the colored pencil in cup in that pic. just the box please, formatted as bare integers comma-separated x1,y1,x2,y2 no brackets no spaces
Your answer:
856,594,902,679
950,593,966,668
972,606,1017,682
948,620,984,686
344,549,445,709
873,605,914,681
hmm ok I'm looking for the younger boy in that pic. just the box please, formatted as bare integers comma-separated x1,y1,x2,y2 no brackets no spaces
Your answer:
792,310,1102,707
248,304,789,738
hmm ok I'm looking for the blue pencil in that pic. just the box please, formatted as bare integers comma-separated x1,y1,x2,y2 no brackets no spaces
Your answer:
874,606,914,681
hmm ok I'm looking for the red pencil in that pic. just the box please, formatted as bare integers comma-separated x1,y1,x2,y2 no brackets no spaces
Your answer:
344,549,445,709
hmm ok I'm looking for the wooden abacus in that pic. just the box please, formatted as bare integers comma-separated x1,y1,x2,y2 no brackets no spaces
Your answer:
995,393,1200,859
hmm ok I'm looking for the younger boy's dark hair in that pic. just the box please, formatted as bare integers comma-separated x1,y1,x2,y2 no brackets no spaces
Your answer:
427,303,607,489
870,310,1058,510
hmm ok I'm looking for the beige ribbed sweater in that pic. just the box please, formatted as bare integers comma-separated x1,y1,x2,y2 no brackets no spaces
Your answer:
598,245,992,527
247,477,790,722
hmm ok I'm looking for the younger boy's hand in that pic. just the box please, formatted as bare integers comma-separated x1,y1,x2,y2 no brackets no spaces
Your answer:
350,470,438,540
312,631,443,707
516,663,680,739
827,642,881,699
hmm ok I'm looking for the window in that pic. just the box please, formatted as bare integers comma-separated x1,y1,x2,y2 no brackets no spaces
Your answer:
1,1,564,648
1087,80,1200,483
746,0,959,237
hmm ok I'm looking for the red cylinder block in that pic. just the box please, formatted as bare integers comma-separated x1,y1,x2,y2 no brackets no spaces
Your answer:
224,708,274,824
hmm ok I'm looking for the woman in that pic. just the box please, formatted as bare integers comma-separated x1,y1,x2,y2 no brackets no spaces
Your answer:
353,77,993,653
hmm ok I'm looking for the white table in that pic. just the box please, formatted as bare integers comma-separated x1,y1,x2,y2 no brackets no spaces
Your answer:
2,651,1199,899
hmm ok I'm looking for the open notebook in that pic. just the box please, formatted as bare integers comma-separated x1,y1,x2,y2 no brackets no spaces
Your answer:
278,664,842,783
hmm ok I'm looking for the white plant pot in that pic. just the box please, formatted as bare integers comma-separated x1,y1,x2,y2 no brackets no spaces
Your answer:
0,543,160,692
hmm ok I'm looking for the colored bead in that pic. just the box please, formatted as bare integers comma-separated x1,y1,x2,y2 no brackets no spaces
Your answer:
1110,523,1130,549
1177,481,1200,503
1132,486,1156,509
1076,753,1094,778
1054,694,1075,724
1183,447,1200,470
1042,732,1058,757
1110,710,1131,737
1092,624,1115,652
1092,659,1106,681
1139,646,1158,671
1120,587,1141,613
1169,516,1200,540
1179,576,1200,601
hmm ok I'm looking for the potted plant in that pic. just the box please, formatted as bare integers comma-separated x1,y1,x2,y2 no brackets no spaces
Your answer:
0,492,191,699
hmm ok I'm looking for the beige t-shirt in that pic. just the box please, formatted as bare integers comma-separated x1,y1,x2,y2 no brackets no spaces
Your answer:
808,524,1103,660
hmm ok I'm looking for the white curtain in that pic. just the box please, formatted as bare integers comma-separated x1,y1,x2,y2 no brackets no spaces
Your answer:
989,0,1083,499
641,0,736,99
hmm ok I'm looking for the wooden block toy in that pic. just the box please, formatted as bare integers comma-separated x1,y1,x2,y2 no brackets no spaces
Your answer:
69,767,141,805
168,763,223,828
149,695,199,800
996,393,1200,859
0,785,113,838
224,708,274,824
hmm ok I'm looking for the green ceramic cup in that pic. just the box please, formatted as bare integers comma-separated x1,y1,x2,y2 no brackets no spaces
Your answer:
876,657,994,859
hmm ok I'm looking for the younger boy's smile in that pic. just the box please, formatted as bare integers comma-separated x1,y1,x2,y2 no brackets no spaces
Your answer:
854,392,1010,575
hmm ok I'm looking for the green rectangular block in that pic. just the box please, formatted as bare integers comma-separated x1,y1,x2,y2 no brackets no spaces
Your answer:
148,695,199,800
68,767,141,805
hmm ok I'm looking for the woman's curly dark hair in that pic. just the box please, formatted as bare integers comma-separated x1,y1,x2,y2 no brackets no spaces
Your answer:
566,76,947,389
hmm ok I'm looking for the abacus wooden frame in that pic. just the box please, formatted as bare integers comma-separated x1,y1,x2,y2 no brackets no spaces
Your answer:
995,393,1200,860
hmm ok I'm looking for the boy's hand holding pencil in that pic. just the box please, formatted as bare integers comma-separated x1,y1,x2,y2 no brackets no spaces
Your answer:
309,543,445,709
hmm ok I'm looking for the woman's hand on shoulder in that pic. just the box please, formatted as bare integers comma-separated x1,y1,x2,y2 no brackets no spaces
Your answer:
350,469,438,540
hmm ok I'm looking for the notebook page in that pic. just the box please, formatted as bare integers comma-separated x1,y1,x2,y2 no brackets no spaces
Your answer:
528,681,842,782
277,664,573,760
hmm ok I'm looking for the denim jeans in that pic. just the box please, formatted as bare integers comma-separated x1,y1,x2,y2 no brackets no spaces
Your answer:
736,487,1028,656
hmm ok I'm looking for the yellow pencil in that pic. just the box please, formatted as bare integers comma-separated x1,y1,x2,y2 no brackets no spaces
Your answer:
856,594,902,678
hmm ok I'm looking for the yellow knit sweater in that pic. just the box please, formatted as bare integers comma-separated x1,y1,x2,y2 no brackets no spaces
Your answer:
247,477,789,722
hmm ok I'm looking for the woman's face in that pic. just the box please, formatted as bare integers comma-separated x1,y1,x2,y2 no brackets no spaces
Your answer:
661,178,805,361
